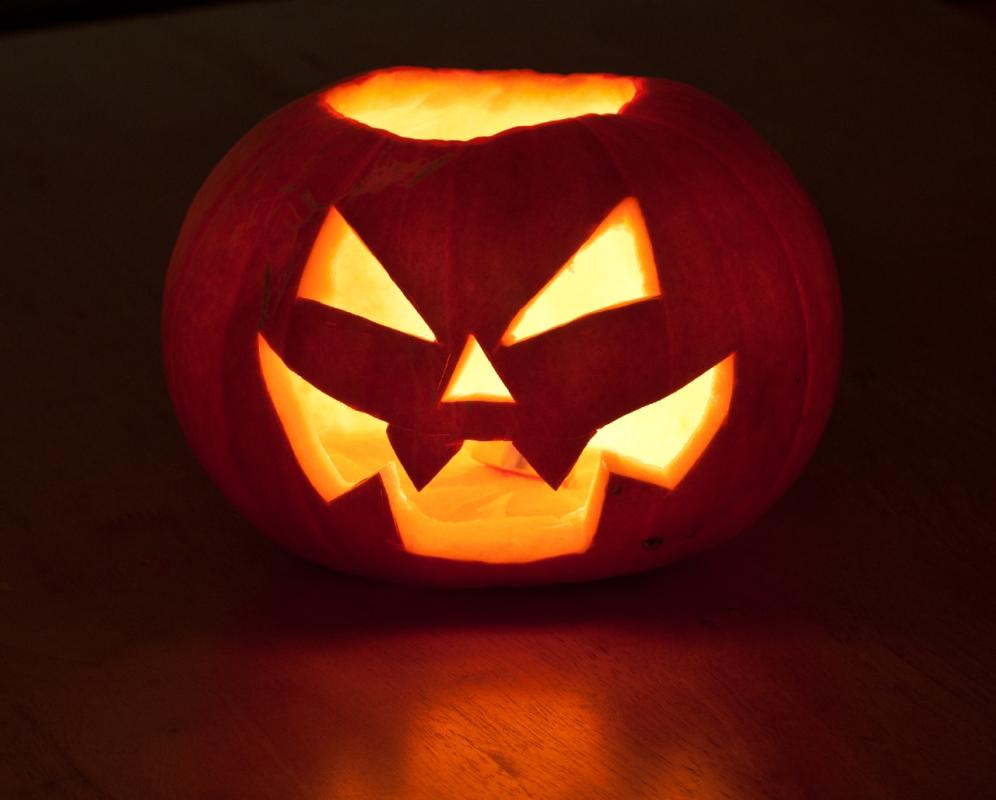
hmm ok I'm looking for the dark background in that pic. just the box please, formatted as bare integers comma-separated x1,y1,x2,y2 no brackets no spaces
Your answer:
1,1,994,797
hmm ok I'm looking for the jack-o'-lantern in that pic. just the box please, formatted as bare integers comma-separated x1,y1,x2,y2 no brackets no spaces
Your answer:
162,67,840,586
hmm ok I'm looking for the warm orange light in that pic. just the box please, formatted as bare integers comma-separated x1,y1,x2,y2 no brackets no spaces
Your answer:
404,682,605,798
298,207,436,341
324,68,637,141
502,197,660,344
258,335,734,564
591,358,735,488
441,336,515,403
258,335,391,503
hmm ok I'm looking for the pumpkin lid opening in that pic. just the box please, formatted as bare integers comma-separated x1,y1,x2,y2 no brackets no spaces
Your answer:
323,67,638,141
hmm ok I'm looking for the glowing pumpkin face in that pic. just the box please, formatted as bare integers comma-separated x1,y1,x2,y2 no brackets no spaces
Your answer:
260,197,735,564
163,68,840,586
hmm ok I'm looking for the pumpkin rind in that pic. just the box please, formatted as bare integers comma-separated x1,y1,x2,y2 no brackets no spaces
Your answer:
162,69,840,586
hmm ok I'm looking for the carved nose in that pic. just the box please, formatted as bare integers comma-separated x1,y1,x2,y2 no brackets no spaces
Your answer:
440,335,515,404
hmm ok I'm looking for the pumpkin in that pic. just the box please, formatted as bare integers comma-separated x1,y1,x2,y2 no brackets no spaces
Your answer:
162,67,840,586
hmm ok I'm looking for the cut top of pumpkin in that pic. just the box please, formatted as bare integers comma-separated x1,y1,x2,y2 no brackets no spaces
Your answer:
324,68,638,141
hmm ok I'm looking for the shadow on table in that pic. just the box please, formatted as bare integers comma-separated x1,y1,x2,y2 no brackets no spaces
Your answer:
195,495,842,799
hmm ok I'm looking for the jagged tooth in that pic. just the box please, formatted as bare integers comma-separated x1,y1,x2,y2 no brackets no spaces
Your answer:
512,432,594,490
386,425,462,491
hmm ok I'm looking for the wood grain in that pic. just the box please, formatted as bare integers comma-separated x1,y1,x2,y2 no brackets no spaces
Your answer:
1,1,994,797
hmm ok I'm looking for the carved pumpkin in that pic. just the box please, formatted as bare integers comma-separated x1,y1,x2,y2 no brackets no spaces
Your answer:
163,67,840,586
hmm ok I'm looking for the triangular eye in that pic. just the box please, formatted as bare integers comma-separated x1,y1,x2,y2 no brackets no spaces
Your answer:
501,197,660,345
298,207,437,342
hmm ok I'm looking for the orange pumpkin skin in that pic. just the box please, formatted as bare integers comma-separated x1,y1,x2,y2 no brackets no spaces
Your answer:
162,69,840,587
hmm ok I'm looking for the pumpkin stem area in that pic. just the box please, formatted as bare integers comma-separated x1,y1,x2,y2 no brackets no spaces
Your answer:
323,68,638,141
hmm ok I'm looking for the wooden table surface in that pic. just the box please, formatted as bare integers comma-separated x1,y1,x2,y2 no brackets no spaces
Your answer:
1,1,994,797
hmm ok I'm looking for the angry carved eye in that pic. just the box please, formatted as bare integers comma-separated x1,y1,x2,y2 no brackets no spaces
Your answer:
298,208,437,342
501,197,660,344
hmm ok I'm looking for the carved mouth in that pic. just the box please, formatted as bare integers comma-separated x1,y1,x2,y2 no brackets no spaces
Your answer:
259,336,734,564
